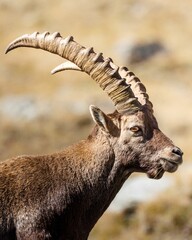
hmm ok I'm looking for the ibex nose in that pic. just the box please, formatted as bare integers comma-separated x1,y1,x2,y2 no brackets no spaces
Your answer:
172,147,183,158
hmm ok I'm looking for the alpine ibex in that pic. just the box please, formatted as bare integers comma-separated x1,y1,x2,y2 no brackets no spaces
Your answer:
1,32,183,240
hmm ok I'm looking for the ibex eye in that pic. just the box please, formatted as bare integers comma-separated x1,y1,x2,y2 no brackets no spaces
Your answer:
130,126,141,133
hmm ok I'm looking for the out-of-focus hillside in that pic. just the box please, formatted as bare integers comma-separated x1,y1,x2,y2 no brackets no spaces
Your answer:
0,0,192,239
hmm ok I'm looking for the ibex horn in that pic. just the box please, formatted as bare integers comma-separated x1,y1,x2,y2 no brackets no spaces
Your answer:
119,67,153,112
51,61,82,74
5,31,142,113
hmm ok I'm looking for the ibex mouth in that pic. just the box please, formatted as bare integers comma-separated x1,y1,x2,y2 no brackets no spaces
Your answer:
146,157,181,179
160,158,180,173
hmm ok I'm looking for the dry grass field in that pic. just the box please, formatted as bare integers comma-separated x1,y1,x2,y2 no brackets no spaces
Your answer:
0,0,192,239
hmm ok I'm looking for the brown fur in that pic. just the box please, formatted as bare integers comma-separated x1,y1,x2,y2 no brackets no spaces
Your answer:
0,109,182,240
2,31,183,239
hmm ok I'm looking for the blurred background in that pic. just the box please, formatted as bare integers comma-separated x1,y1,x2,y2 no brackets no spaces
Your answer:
0,0,192,239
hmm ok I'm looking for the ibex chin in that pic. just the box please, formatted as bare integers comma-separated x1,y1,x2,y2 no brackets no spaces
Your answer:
1,32,183,240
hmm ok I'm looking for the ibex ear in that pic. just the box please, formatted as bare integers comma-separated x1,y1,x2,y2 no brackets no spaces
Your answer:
89,105,111,133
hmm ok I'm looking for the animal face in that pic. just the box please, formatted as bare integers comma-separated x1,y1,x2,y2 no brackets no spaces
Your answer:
119,110,183,178
90,106,183,179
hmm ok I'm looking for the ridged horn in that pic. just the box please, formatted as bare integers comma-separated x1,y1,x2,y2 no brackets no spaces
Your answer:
5,31,142,113
119,67,153,112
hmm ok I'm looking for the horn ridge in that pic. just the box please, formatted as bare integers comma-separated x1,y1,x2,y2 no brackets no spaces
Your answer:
6,31,142,113
119,66,153,112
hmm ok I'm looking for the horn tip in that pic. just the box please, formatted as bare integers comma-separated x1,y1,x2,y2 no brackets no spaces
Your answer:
51,69,58,75
51,66,61,75
5,44,13,54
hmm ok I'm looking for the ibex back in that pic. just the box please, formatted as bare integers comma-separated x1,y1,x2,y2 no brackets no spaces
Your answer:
1,32,183,240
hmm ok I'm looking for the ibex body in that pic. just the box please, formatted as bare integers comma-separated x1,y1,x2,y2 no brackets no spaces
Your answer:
0,32,183,240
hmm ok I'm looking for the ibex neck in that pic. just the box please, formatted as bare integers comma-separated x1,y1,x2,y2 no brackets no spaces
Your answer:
60,136,128,233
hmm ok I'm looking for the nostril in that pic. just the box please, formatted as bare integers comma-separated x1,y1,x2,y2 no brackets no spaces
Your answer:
172,147,183,157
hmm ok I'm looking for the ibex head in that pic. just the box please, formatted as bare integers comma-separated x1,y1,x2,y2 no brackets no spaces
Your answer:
6,32,183,180
89,103,182,180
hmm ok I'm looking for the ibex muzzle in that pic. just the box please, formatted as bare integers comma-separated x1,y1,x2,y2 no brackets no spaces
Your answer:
0,32,183,240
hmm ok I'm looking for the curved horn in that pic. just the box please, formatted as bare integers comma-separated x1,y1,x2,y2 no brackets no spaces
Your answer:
5,31,142,113
51,61,82,74
119,67,153,112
